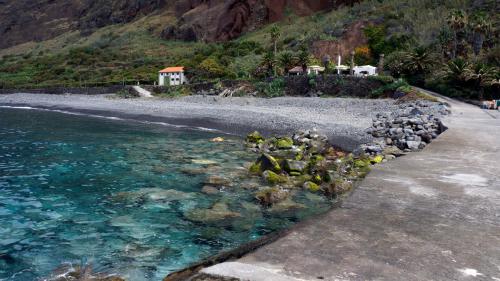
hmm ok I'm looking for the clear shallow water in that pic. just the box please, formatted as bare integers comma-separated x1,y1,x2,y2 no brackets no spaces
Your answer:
0,107,332,280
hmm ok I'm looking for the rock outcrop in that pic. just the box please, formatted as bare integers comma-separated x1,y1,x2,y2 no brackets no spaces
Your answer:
0,0,359,49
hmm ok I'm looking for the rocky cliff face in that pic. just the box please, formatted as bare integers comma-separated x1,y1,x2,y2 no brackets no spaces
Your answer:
0,0,354,49
0,0,167,49
162,0,339,42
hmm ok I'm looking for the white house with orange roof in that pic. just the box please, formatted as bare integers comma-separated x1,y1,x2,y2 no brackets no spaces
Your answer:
159,66,187,86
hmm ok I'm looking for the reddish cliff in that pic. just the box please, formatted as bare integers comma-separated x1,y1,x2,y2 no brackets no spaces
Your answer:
0,0,355,49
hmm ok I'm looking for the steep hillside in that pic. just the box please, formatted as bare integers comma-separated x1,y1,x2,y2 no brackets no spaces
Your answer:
0,0,352,49
0,0,498,99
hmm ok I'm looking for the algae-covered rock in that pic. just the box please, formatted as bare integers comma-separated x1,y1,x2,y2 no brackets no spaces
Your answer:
303,181,320,192
249,162,262,175
262,170,288,185
246,131,264,143
255,187,289,206
275,137,294,149
284,160,307,174
312,174,323,184
185,202,241,223
259,153,282,172
371,155,384,164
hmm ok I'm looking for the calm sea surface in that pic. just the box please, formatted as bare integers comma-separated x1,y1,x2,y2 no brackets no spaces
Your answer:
0,107,331,280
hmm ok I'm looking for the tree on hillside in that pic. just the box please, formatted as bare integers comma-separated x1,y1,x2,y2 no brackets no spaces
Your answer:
297,45,310,75
269,25,281,76
261,51,276,78
442,58,471,85
447,10,468,58
470,13,492,56
465,63,497,100
278,51,296,75
404,47,436,76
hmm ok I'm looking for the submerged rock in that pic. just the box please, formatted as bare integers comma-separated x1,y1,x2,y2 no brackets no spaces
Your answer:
201,185,219,195
143,188,195,201
268,198,306,214
210,137,225,142
255,187,289,206
204,175,231,187
192,159,218,165
184,202,241,223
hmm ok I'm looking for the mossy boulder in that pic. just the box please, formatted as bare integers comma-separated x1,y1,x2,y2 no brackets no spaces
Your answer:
249,162,262,175
303,181,320,192
259,153,282,172
262,170,288,185
284,160,307,174
275,137,294,149
246,131,264,143
312,174,323,184
255,187,289,206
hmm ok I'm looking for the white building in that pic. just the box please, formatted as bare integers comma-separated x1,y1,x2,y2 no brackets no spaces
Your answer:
159,66,188,86
353,65,377,76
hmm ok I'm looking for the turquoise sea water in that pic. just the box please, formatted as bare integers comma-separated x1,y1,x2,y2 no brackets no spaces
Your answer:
0,107,332,280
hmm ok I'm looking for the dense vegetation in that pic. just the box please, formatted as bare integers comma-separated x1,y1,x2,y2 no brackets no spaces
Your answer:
0,0,498,99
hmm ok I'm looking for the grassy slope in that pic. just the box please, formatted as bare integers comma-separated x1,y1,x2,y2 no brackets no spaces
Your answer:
0,0,495,88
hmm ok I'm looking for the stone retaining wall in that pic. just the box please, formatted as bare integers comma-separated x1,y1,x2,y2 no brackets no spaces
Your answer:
0,85,128,95
284,75,384,97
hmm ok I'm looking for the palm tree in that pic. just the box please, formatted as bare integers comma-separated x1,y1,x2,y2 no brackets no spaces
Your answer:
405,47,436,75
261,51,276,77
465,63,497,100
470,13,492,56
269,25,281,57
447,10,468,58
443,58,470,84
296,45,310,75
278,51,296,75
269,25,281,76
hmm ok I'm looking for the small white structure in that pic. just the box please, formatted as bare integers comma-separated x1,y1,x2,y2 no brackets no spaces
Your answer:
353,65,378,76
289,65,325,75
159,66,188,86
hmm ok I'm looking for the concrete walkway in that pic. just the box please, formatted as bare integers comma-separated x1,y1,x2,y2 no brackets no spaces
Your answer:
132,85,153,98
201,97,500,280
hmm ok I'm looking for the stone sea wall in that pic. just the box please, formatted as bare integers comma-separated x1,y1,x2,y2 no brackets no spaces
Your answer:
0,85,127,95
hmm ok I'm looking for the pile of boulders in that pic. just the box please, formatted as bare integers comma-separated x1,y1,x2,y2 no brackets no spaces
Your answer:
245,130,378,207
363,101,449,158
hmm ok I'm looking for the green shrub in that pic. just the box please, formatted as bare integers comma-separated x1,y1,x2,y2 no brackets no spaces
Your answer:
255,78,285,98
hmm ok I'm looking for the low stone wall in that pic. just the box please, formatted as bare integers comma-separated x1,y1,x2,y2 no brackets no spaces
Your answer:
284,75,384,97
0,85,128,95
